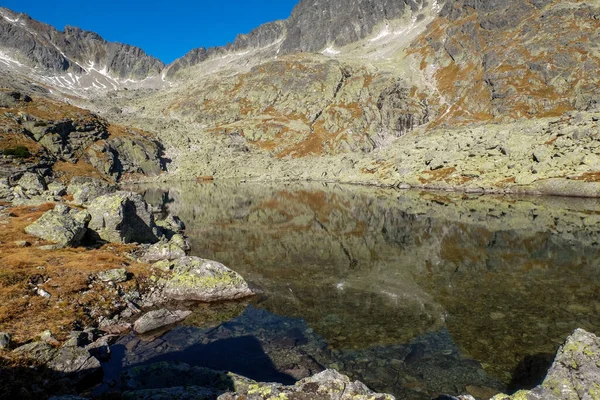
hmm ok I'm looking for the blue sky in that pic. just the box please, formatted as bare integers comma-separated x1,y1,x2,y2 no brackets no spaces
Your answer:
1,0,298,64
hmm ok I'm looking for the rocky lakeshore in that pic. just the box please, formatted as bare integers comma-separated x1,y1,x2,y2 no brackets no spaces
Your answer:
1,0,600,397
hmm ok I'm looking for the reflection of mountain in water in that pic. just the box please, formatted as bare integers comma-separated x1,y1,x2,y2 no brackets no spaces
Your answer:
135,182,600,383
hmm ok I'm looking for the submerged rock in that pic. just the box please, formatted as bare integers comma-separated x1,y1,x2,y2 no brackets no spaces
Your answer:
150,257,254,303
133,309,192,334
492,328,600,400
87,191,158,244
25,204,90,247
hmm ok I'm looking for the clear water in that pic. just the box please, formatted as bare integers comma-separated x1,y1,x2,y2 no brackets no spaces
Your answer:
113,182,600,399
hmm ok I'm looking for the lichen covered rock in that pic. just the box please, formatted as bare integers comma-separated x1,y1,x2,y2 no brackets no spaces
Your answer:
141,234,190,262
87,191,158,244
151,257,254,303
492,328,600,400
25,204,90,247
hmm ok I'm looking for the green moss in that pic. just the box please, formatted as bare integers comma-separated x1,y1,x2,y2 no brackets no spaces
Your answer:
2,146,30,158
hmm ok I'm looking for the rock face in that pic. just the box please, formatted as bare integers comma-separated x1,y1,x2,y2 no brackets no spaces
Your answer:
150,257,254,303
85,135,164,179
492,329,600,400
0,7,164,79
87,191,158,244
25,204,90,247
280,0,423,53
166,0,426,77
133,309,192,334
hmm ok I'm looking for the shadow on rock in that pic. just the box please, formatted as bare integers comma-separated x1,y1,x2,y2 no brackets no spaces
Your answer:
506,352,554,394
0,353,102,400
132,335,296,385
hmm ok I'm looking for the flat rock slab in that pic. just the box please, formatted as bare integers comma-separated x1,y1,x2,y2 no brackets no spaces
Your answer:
133,309,192,334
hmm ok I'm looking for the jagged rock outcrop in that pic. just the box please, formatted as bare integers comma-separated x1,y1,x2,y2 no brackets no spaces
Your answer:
0,7,164,79
166,0,428,77
280,0,424,53
119,363,394,400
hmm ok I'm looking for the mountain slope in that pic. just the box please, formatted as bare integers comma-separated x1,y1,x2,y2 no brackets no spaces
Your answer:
0,7,166,95
2,0,600,197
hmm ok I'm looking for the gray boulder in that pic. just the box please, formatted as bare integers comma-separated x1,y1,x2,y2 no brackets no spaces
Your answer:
47,181,67,196
151,257,254,303
97,268,128,283
25,204,90,247
12,341,58,363
48,345,102,384
141,234,190,263
133,309,192,334
221,369,394,400
16,172,47,196
0,332,11,349
87,191,158,244
155,214,185,234
119,363,393,400
491,328,600,400
66,177,115,205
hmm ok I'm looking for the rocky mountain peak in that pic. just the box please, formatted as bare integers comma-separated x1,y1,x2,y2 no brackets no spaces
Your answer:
0,6,165,93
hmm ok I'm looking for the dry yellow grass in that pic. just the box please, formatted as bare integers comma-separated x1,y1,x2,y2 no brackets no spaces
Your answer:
0,204,149,344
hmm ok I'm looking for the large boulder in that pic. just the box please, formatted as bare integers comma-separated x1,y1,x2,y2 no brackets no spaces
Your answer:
87,191,158,244
151,257,254,303
492,328,600,400
66,177,115,206
133,309,192,334
48,345,102,384
25,204,90,247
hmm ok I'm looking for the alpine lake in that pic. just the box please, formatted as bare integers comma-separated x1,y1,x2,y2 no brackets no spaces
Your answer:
106,181,600,400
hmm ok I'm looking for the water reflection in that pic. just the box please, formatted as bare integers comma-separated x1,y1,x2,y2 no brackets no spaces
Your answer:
129,181,600,398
